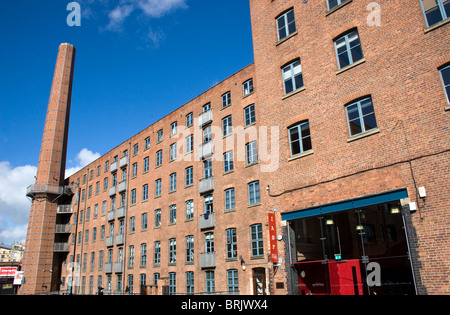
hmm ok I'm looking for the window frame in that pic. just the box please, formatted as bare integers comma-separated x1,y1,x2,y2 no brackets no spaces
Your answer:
246,141,258,165
288,121,313,157
345,96,378,137
327,0,350,11
223,150,234,173
334,29,364,70
222,91,231,108
224,188,236,211
248,181,261,206
250,224,264,257
244,104,256,126
439,64,450,104
222,115,233,137
282,59,304,95
243,79,254,97
276,8,296,41
420,0,450,27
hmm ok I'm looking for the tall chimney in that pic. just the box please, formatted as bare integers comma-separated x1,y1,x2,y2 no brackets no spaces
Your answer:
21,43,76,295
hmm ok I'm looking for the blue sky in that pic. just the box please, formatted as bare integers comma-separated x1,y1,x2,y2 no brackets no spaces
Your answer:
0,0,254,244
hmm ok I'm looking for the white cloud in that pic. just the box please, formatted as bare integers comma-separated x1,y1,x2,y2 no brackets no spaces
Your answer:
0,162,36,244
65,148,101,178
105,4,135,31
135,0,188,18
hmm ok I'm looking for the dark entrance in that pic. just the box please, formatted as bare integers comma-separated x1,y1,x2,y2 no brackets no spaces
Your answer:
252,268,266,295
289,201,416,295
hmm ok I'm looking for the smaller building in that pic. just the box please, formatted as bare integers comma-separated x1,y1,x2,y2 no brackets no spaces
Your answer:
0,243,25,263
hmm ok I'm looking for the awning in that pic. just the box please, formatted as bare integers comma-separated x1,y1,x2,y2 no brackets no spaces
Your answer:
281,188,409,221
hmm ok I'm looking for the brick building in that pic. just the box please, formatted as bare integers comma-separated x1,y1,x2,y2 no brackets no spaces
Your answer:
21,0,449,295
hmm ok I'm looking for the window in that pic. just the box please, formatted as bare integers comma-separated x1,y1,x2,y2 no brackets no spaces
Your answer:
141,213,148,230
170,173,177,192
142,184,148,201
169,273,176,295
226,228,237,259
132,163,138,177
154,241,160,265
131,189,136,205
203,102,211,112
205,271,215,294
130,217,135,233
420,0,449,27
133,144,139,156
243,79,254,97
227,269,239,293
169,239,176,264
143,157,149,173
282,59,303,95
186,271,194,295
244,104,256,126
156,150,162,167
222,91,231,108
223,151,234,173
277,8,296,41
248,181,261,206
169,204,177,224
155,179,162,197
141,243,147,267
327,0,350,11
246,141,258,165
170,143,177,161
205,232,214,253
203,159,212,179
289,121,312,157
204,194,213,214
186,236,194,263
154,209,161,227
186,135,194,153
334,30,364,69
203,125,212,143
251,224,264,257
225,188,235,211
157,129,163,143
185,166,193,186
171,122,178,136
144,137,150,150
222,115,233,137
186,200,194,220
440,65,450,104
186,112,193,127
345,97,378,137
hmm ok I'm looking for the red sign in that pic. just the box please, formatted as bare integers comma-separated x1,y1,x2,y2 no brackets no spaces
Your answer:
0,267,17,277
268,213,279,263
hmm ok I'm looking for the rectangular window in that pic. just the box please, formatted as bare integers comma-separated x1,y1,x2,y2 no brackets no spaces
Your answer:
186,271,194,295
170,143,177,161
223,151,234,173
222,115,233,137
132,163,138,177
203,103,211,112
144,137,150,150
246,141,258,165
203,125,212,144
289,121,312,157
169,204,177,224
225,188,235,211
186,235,194,263
157,129,163,143
203,159,212,179
251,224,264,257
420,0,449,27
130,217,135,233
282,59,303,95
131,189,136,205
440,65,450,104
204,194,213,214
156,150,162,167
186,112,193,127
185,166,193,186
141,213,148,230
143,157,149,173
154,209,161,227
243,79,254,97
248,181,261,206
169,238,176,264
226,228,237,259
171,122,178,136
154,241,160,265
142,184,148,201
186,200,194,220
169,273,176,295
227,269,239,293
133,144,139,156
186,135,194,153
205,232,214,253
345,96,378,137
334,30,364,69
327,0,349,11
141,243,147,267
222,91,231,108
244,104,256,126
277,8,296,41
155,179,162,197
170,173,177,192
205,271,215,294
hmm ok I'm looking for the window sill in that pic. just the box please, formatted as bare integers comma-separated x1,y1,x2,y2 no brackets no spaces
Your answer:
276,31,298,47
223,170,234,176
221,104,232,111
242,91,254,99
325,0,353,17
248,203,261,209
282,86,306,100
347,128,380,143
336,58,366,75
424,18,450,34
245,161,259,168
288,150,314,162
445,105,450,111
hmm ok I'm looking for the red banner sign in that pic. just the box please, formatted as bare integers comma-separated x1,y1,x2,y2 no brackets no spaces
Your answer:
0,267,17,277
268,213,279,264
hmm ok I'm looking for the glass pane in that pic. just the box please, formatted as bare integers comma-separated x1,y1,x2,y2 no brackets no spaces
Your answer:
441,66,450,86
328,0,339,10
284,78,294,94
446,86,450,101
349,120,362,136
293,61,302,75
282,66,292,80
360,98,374,115
301,123,310,138
346,104,360,121
291,140,301,156
422,0,439,11
294,73,304,90
363,113,378,131
289,126,300,142
302,136,312,152
335,38,347,52
338,51,350,68
444,0,450,17
426,5,444,26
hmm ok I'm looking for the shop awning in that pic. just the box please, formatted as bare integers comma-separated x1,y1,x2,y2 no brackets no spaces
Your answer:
281,188,409,221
